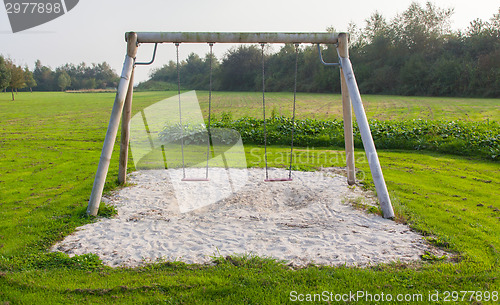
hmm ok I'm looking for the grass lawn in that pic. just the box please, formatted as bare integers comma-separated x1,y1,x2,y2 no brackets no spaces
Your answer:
193,91,499,121
0,91,499,304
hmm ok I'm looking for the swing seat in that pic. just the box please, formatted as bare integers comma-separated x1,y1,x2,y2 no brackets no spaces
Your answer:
264,178,293,182
181,178,210,182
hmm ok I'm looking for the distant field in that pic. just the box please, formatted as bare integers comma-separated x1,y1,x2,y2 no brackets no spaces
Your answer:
193,91,500,121
2,91,497,122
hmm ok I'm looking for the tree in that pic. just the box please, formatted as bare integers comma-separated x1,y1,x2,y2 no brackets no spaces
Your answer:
218,45,262,91
33,60,55,91
364,12,390,44
392,2,454,52
0,55,11,92
149,61,177,83
57,70,71,91
93,62,119,89
24,66,37,92
7,60,26,100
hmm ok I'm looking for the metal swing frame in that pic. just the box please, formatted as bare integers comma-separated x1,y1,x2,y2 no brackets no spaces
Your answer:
86,32,395,219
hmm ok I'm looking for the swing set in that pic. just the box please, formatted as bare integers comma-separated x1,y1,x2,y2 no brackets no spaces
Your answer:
164,41,299,182
86,32,395,219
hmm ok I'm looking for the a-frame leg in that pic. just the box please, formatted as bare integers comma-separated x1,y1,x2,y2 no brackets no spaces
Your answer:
118,69,135,185
338,34,356,185
338,36,395,219
87,33,138,216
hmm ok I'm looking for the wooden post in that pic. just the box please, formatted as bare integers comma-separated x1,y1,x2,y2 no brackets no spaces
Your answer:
87,32,138,216
133,32,340,44
118,69,135,185
339,55,395,219
338,33,356,185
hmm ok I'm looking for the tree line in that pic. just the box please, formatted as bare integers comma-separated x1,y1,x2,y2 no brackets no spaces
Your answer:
33,61,119,92
0,56,120,100
141,2,499,97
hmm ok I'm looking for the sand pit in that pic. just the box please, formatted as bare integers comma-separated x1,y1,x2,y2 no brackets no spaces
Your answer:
52,168,445,267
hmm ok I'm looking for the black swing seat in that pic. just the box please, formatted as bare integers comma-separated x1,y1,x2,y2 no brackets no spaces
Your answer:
264,178,293,182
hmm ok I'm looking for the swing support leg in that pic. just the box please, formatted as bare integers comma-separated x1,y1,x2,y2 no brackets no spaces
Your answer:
87,33,138,216
338,34,356,186
118,68,135,185
337,41,395,219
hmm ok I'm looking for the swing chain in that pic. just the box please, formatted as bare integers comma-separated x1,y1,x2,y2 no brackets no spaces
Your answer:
288,43,300,179
207,43,214,134
205,42,214,179
175,42,214,181
175,42,186,179
260,43,269,180
261,42,300,181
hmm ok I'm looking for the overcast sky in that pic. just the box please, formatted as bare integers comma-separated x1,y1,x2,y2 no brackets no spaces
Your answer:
0,0,498,83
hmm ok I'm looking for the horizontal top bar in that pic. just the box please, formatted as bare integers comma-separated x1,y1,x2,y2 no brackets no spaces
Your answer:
129,32,341,44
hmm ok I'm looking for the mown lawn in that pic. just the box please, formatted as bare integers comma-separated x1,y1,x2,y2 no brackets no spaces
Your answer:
193,91,499,121
0,91,499,304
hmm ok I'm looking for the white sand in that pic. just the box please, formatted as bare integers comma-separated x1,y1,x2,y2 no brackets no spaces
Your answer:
52,168,445,267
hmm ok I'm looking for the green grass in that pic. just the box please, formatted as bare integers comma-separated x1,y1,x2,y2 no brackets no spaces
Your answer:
0,91,499,304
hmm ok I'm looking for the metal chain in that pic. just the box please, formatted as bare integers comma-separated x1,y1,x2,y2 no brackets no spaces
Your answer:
205,43,214,179
261,43,269,180
175,43,186,179
289,43,300,179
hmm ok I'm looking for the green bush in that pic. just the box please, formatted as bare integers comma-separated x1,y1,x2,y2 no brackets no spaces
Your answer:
213,117,499,160
159,123,208,145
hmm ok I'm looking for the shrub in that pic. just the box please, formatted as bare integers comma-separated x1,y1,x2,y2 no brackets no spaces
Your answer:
212,117,499,160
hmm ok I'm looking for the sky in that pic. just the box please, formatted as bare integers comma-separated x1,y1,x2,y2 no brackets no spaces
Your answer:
0,0,498,83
